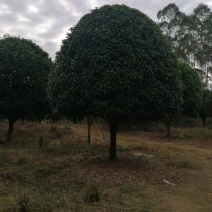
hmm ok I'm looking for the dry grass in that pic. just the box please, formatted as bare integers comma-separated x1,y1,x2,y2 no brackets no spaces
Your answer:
0,120,211,211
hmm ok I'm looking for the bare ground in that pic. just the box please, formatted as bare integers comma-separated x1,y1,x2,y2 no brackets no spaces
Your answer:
0,121,211,211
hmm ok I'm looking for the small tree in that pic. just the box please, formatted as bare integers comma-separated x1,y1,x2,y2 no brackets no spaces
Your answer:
0,36,52,141
48,5,181,160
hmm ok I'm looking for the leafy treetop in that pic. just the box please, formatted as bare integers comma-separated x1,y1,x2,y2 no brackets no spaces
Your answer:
48,4,181,120
0,36,52,124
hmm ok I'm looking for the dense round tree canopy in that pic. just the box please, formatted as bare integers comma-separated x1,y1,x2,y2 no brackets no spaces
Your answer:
48,4,181,159
178,61,202,117
0,35,52,139
48,4,181,117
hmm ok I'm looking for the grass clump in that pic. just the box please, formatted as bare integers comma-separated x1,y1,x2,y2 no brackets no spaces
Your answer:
0,152,9,166
50,124,63,138
38,135,49,151
62,124,73,134
84,184,100,203
15,192,30,212
17,157,27,165
183,128,212,141
117,146,130,153
166,159,195,169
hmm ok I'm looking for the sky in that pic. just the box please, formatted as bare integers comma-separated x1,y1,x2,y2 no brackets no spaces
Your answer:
0,0,212,58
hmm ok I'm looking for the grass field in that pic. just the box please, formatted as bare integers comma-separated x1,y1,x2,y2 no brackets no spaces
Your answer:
0,120,211,212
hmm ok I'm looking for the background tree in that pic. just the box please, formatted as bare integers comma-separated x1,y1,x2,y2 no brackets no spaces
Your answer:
192,4,212,85
0,35,52,141
205,91,212,118
157,3,187,60
158,3,212,89
48,4,182,160
166,61,203,137
200,89,212,128
178,61,202,117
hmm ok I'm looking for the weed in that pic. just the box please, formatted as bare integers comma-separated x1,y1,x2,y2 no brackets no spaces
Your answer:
1,170,17,181
39,203,53,212
0,153,9,166
50,125,62,138
84,184,100,203
63,124,73,134
50,124,57,132
119,187,134,194
117,146,130,153
17,157,27,165
15,192,30,212
58,141,72,155
34,164,48,174
38,135,44,149
183,134,193,138
38,135,49,151
133,145,149,152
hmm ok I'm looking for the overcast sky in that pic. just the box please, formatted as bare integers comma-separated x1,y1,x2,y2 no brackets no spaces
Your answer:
0,0,212,58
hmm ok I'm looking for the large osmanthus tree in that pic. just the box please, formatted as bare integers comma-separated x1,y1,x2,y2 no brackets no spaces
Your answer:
48,5,181,160
0,35,52,140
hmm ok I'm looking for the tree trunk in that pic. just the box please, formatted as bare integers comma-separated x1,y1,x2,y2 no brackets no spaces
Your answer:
7,119,16,141
87,115,91,144
166,119,171,138
109,116,117,161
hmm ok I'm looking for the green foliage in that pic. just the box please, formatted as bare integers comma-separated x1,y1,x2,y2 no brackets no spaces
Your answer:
0,35,53,134
48,4,181,120
178,61,202,117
